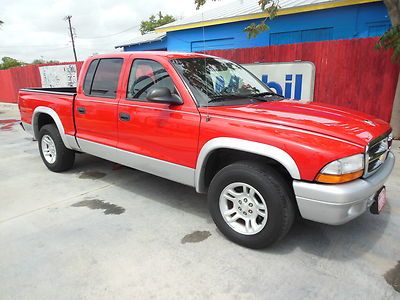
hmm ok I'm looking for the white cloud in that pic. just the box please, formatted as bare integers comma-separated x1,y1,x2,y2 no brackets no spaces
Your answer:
0,0,229,62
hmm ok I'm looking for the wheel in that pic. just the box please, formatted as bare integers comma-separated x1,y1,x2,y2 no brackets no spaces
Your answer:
208,161,295,249
38,124,75,172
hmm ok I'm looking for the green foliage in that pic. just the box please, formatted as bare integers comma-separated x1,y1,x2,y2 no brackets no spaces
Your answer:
31,59,60,65
140,12,176,35
195,0,280,38
376,25,400,63
244,21,269,39
194,0,207,9
0,57,26,70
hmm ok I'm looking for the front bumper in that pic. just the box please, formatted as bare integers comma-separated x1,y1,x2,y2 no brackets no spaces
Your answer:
293,151,395,225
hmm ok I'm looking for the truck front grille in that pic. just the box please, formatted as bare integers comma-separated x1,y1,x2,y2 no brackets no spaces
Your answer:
364,132,392,177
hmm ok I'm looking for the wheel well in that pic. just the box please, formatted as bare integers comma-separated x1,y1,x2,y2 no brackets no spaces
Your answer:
36,113,56,132
203,148,293,190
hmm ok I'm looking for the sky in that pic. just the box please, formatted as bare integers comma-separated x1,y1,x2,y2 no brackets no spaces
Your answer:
0,0,230,63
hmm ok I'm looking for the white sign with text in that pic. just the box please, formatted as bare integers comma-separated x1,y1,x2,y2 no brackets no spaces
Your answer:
39,64,77,88
243,61,315,101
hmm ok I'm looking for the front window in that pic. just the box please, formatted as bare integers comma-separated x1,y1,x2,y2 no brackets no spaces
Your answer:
171,57,281,106
127,59,177,101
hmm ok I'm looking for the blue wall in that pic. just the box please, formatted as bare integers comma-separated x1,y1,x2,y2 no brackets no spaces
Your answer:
123,2,390,52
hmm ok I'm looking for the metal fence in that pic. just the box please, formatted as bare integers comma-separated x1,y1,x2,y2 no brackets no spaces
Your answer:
0,62,83,103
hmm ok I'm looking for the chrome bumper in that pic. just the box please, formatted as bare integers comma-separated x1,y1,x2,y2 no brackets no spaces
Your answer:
293,151,395,225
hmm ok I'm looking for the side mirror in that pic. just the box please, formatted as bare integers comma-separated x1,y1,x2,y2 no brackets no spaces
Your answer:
147,87,183,105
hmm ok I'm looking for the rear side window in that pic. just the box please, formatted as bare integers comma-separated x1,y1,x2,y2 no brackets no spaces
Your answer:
84,58,123,98
83,59,99,95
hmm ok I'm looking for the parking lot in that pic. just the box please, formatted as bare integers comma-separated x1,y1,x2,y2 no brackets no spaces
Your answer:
0,103,399,299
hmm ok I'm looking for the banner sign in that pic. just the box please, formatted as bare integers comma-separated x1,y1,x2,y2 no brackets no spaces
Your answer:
243,61,316,101
39,64,77,88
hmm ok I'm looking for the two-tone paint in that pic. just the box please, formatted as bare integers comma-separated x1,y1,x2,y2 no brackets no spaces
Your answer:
18,51,394,225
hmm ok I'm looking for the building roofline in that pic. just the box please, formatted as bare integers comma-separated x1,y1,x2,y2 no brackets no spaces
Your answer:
155,0,381,33
115,32,166,49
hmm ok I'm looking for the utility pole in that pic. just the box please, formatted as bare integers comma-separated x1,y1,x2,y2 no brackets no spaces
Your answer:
64,15,77,62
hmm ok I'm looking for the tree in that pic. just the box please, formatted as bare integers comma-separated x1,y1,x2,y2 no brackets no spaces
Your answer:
140,12,176,35
195,0,279,38
376,0,400,138
31,59,59,65
0,57,25,70
376,0,400,62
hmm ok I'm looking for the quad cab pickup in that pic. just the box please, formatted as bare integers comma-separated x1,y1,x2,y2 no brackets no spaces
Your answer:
18,52,395,248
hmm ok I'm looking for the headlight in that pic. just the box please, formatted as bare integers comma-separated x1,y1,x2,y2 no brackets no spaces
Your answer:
315,153,365,184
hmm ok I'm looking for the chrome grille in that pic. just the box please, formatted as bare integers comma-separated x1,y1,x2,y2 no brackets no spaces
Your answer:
364,132,391,177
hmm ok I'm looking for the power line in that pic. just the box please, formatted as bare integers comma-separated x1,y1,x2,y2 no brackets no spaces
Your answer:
0,43,70,48
77,24,139,39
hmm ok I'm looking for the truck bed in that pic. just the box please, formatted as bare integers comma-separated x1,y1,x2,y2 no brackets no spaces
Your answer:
19,87,77,138
20,87,76,95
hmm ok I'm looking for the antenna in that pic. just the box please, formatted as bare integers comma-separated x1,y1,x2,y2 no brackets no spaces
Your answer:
202,13,211,122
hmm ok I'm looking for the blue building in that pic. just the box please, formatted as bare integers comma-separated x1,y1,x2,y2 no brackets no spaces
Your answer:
115,0,390,52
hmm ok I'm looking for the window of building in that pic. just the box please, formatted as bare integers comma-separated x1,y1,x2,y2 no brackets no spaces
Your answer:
270,28,333,45
191,38,234,52
368,21,391,37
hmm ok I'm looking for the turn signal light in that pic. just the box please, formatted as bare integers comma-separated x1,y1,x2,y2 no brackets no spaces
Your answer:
316,170,364,184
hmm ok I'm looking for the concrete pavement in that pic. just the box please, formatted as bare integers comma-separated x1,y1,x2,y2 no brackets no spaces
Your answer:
0,103,399,299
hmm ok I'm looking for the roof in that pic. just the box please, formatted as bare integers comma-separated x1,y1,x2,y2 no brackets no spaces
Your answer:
115,31,166,48
156,0,380,32
90,51,215,60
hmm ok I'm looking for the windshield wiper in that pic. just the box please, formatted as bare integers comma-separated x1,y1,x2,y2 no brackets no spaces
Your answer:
208,92,284,104
249,91,284,98
208,94,248,103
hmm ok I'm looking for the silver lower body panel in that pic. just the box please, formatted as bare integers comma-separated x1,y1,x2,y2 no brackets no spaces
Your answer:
77,138,195,187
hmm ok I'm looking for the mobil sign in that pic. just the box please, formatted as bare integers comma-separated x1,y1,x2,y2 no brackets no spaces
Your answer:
243,61,316,101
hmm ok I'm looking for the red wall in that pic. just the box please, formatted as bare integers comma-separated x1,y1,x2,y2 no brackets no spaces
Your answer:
206,38,399,122
0,38,398,122
0,61,83,103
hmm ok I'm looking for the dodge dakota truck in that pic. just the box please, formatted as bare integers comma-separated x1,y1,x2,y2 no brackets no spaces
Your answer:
18,52,395,248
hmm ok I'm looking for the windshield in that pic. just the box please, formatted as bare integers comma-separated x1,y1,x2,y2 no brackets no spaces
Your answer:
171,57,281,106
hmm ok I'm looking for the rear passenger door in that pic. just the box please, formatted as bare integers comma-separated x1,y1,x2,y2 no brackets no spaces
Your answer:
75,58,123,147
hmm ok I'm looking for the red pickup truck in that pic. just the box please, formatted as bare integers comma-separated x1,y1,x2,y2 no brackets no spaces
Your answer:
18,52,395,248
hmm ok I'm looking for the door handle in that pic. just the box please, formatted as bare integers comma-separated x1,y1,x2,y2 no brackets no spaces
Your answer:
77,107,86,114
119,112,131,121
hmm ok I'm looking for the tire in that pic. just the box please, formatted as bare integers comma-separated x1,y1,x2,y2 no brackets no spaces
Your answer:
38,124,75,172
208,161,295,249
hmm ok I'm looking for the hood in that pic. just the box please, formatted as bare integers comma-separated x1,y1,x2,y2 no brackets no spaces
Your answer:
204,100,391,145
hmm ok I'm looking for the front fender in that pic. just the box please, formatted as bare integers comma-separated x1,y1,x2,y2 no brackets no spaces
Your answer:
195,137,301,193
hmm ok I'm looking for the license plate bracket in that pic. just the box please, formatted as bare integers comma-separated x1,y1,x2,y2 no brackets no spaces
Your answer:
370,186,387,215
